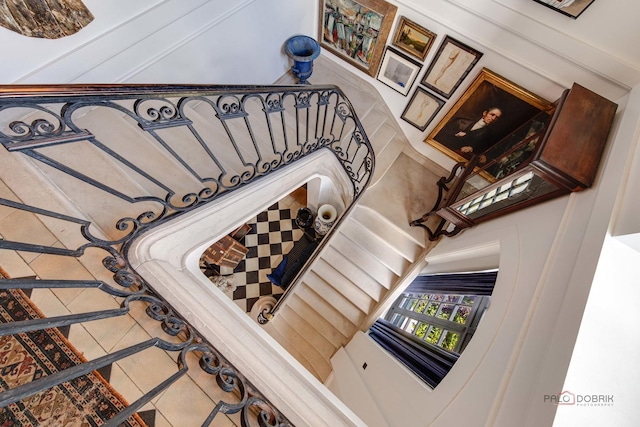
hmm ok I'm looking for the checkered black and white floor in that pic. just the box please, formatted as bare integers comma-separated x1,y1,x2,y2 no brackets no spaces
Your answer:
199,192,305,313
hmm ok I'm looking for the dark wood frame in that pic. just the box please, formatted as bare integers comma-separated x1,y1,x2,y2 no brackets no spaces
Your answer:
420,35,483,99
319,0,397,77
401,86,445,131
531,0,596,19
376,47,422,96
392,16,437,61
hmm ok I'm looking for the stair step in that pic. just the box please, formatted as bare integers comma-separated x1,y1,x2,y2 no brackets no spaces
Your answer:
181,104,262,176
340,219,409,275
358,108,388,150
370,132,405,187
75,107,203,195
321,247,388,297
262,321,322,380
269,308,333,381
302,272,365,326
311,258,375,313
279,305,338,362
330,234,399,286
352,205,425,256
296,285,357,338
287,295,349,348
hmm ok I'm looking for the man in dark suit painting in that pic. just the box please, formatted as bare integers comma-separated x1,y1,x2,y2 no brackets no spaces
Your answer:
438,106,503,159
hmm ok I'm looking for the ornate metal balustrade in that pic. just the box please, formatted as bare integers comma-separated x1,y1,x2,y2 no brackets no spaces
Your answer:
0,84,374,426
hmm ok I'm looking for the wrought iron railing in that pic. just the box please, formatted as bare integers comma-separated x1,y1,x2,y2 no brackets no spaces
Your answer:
0,84,374,426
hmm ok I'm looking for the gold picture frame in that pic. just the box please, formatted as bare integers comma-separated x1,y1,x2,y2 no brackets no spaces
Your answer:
425,68,553,164
319,0,398,77
392,16,437,61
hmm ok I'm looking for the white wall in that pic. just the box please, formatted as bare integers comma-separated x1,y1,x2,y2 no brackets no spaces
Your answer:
554,235,640,426
0,0,316,85
318,0,639,170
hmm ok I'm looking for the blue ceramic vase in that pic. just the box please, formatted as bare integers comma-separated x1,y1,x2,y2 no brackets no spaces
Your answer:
285,35,321,85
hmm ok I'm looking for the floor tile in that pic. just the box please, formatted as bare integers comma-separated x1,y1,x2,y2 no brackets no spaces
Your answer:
67,322,108,361
153,374,215,426
112,323,179,395
66,287,138,352
199,190,307,316
0,209,59,264
29,287,70,317
0,249,36,279
28,246,93,306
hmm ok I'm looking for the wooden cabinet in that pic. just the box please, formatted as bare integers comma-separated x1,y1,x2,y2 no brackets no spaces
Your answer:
412,83,617,239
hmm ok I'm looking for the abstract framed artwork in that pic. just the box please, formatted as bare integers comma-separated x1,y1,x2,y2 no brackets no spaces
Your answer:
377,47,422,96
392,16,437,61
420,35,483,100
532,0,596,19
319,0,397,77
401,87,445,131
425,68,553,164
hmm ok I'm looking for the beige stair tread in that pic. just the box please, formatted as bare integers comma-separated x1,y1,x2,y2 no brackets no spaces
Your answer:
286,295,349,348
302,272,365,326
269,309,333,381
262,322,322,380
296,285,357,338
330,233,398,286
352,205,425,256
321,247,388,295
312,258,376,312
279,305,338,361
340,221,409,276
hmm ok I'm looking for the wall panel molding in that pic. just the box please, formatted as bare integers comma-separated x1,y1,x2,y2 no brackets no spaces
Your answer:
446,0,639,91
14,0,257,84
393,0,634,101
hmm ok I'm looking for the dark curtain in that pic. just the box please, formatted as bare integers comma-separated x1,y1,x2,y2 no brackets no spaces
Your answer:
407,271,498,296
370,319,458,388
368,270,497,387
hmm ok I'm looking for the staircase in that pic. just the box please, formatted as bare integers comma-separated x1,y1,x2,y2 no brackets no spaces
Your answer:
264,204,427,380
263,57,444,381
0,57,445,393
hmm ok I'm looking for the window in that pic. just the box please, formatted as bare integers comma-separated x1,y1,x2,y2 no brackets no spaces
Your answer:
369,271,497,387
386,292,490,353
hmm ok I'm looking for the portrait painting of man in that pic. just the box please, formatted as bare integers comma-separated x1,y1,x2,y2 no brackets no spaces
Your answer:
426,68,553,165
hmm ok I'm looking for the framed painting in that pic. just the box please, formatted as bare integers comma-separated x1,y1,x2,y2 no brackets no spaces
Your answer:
401,87,445,131
532,0,596,19
376,47,422,96
319,0,397,77
425,68,553,164
420,35,483,99
392,16,437,61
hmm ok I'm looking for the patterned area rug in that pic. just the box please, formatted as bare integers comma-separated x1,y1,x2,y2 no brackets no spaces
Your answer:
0,270,146,426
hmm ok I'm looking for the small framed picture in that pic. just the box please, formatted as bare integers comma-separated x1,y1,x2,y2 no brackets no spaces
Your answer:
392,16,437,61
401,87,445,131
420,35,483,99
531,0,596,19
376,47,422,96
